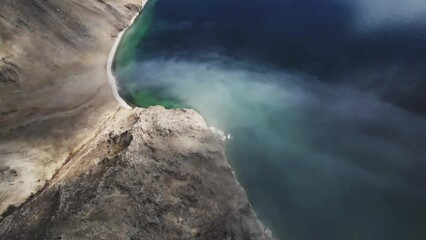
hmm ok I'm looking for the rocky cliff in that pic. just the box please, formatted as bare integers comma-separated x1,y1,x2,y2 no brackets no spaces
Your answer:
1,107,271,239
0,1,271,239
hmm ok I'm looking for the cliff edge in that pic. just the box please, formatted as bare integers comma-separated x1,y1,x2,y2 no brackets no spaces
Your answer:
1,107,271,239
0,0,272,239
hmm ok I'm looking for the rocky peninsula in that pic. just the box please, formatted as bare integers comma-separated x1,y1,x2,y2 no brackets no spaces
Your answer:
0,0,271,239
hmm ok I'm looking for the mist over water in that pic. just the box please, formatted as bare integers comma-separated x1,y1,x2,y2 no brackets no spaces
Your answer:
348,0,426,30
115,0,426,239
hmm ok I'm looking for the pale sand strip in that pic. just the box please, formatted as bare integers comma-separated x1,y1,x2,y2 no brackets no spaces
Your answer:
107,0,149,109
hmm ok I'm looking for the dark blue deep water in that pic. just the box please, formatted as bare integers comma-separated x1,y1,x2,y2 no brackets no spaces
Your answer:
115,0,426,239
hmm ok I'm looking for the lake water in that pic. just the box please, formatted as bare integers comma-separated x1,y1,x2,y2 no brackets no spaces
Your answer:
114,0,426,239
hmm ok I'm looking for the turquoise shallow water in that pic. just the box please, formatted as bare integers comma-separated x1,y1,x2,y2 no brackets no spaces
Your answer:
114,0,426,239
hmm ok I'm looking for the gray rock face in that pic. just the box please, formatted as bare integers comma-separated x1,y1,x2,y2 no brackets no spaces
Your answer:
0,107,272,240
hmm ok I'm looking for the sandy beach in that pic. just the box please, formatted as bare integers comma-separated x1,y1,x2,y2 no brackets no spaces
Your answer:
107,0,149,110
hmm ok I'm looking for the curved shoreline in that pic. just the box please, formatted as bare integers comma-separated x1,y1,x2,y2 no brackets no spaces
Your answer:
107,0,149,109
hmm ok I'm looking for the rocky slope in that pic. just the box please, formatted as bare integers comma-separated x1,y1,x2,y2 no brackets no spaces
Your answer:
0,107,271,239
0,0,141,215
0,0,272,239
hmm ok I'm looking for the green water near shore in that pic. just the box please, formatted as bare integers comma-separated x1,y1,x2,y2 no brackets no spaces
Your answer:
114,0,188,109
114,0,158,70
